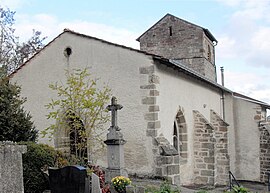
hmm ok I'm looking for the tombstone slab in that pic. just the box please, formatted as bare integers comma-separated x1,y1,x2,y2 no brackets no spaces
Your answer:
49,165,88,193
91,173,102,193
0,142,27,193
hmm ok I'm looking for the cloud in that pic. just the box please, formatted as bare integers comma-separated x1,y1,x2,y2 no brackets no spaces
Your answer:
216,35,237,59
215,0,270,68
14,14,59,41
247,27,270,67
13,13,140,49
224,70,270,104
215,0,242,7
0,0,31,9
58,21,139,48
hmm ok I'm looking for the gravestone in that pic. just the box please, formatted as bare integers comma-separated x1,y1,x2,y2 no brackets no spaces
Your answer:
49,165,88,193
0,141,27,193
104,97,127,182
91,173,102,193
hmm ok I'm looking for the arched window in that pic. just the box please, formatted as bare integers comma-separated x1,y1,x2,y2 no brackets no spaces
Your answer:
66,111,87,161
173,122,178,151
175,106,188,162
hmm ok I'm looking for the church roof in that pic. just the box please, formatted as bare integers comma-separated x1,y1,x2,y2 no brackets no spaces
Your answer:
136,13,217,43
154,57,232,93
233,92,270,108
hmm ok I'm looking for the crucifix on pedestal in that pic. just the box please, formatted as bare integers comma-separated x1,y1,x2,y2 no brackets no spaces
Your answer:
104,96,127,182
106,96,123,131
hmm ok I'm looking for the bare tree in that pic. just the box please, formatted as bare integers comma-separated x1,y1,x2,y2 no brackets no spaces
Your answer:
0,6,46,76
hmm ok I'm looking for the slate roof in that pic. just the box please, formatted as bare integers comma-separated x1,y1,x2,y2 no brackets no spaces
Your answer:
136,13,218,43
233,92,270,108
153,57,232,93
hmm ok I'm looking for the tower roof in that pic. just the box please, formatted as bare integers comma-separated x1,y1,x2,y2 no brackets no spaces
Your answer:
136,13,217,43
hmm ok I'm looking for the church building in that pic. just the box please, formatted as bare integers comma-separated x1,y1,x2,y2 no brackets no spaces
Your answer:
10,14,270,186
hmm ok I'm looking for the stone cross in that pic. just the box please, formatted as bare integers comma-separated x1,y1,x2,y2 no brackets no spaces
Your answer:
106,96,123,129
104,97,127,183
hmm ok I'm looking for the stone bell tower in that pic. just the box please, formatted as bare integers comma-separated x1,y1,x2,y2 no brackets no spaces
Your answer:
137,13,218,82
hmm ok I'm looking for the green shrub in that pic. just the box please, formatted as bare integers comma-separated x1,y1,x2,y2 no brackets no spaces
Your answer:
225,186,250,193
145,181,180,193
20,142,68,193
234,186,250,193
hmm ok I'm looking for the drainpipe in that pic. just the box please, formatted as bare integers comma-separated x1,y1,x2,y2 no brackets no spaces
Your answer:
220,67,225,121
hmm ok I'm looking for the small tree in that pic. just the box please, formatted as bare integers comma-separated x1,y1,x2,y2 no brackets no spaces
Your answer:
43,68,111,164
0,77,38,142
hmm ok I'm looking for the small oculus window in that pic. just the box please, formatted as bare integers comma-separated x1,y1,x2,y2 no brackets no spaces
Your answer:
64,47,72,57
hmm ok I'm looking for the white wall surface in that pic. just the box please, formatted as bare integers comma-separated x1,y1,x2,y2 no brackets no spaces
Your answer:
11,32,155,174
224,93,236,174
233,97,261,181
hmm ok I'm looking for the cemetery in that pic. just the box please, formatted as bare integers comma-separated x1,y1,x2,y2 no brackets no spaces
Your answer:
0,96,269,193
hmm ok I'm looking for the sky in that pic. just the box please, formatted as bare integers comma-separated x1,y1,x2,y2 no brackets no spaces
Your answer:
1,0,270,104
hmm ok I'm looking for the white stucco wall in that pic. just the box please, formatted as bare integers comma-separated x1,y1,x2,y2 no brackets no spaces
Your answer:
223,93,236,174
155,64,224,184
233,97,261,181
11,32,155,174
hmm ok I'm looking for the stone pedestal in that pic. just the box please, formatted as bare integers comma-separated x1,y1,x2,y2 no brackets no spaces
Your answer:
104,128,127,181
104,97,127,183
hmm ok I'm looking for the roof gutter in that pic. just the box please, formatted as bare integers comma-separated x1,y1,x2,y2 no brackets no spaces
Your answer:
153,57,232,93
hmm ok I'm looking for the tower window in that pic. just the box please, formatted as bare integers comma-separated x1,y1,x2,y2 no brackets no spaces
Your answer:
169,26,172,36
207,45,211,61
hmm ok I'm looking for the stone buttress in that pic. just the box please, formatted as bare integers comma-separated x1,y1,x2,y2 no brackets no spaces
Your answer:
193,110,229,186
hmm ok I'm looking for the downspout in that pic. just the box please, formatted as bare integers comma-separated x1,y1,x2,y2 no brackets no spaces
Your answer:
220,67,225,121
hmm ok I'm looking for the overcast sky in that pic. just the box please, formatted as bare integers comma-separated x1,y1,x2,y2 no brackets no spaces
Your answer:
1,0,270,104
